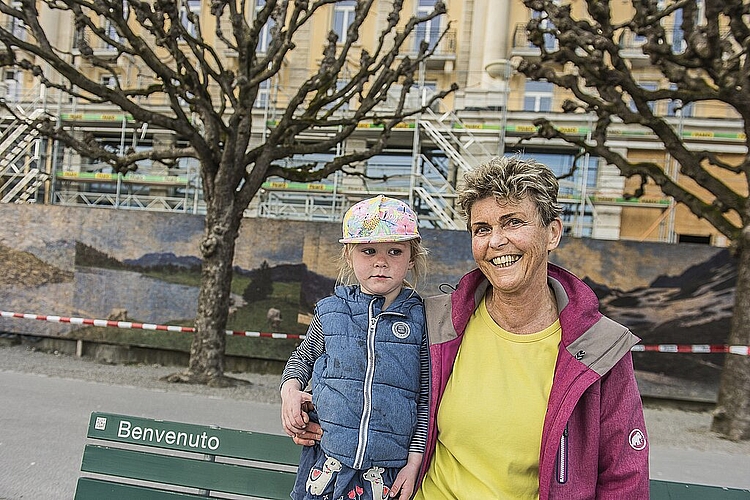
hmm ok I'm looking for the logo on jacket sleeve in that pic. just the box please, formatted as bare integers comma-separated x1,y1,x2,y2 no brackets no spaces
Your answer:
628,428,647,450
392,321,411,339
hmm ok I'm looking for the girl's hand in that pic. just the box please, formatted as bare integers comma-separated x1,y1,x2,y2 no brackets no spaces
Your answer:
280,379,312,438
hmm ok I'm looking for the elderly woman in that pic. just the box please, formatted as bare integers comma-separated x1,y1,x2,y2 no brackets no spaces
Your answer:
413,156,649,499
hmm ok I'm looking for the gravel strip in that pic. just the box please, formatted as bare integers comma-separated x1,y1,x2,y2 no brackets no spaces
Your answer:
2,344,750,456
0,343,283,405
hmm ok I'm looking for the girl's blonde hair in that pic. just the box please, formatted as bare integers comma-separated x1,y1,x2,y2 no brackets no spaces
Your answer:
336,239,428,291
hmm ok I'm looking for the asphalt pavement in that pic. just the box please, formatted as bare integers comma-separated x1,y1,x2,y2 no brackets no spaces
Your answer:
0,348,749,499
0,370,282,500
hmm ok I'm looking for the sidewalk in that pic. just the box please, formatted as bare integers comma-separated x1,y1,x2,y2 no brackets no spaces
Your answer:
0,370,282,500
1,345,749,499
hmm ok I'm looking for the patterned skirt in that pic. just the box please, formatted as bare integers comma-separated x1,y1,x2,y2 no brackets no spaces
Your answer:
291,443,400,500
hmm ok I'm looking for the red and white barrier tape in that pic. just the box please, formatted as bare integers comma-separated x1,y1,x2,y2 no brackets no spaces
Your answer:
3,311,750,354
0,311,306,340
630,344,749,356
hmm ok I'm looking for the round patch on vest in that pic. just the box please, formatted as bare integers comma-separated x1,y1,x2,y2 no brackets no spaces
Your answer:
392,321,411,339
628,428,647,451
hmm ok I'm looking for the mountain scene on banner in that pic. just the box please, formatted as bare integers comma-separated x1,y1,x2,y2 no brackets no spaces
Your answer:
586,249,736,383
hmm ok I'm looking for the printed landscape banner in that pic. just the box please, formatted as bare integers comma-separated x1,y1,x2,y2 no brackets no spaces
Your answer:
0,204,734,385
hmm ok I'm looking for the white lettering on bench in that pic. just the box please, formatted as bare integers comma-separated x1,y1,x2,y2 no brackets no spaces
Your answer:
117,420,220,451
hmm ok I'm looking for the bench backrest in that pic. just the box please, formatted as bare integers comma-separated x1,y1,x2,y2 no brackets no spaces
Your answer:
651,479,750,499
75,412,750,500
74,412,300,500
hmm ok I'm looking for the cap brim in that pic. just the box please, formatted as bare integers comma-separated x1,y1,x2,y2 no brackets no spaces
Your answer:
339,235,421,244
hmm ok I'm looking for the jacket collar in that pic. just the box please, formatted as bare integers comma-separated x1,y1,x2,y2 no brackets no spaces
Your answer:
450,264,603,345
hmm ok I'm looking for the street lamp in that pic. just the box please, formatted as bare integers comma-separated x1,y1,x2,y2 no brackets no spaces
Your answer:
485,59,512,157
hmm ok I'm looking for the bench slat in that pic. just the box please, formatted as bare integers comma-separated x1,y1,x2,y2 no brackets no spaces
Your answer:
75,477,209,500
86,412,299,466
650,479,750,499
80,444,297,499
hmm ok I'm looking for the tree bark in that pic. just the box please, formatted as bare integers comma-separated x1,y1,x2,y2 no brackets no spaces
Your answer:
712,225,750,440
163,192,244,387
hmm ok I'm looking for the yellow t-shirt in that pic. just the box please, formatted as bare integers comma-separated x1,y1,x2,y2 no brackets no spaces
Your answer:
415,297,561,500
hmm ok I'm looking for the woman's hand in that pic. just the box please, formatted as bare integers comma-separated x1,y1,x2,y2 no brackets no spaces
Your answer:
389,452,423,499
291,418,323,446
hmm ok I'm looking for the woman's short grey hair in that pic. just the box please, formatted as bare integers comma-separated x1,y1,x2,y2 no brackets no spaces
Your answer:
458,156,563,226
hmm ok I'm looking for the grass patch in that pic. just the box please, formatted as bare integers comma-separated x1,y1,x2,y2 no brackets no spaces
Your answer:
142,269,202,288
227,282,308,336
66,279,308,361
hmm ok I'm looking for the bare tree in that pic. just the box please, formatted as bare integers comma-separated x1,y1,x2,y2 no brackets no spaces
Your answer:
517,0,750,439
0,0,456,386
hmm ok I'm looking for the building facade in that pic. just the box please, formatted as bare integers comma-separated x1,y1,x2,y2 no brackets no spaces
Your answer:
0,0,741,247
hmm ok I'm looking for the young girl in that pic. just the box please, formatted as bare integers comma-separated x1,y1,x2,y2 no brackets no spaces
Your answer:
280,195,429,500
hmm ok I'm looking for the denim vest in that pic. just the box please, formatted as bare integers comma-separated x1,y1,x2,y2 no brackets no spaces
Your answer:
311,285,425,469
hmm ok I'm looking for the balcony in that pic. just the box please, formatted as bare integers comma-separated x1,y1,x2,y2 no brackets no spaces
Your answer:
72,27,122,59
396,29,456,72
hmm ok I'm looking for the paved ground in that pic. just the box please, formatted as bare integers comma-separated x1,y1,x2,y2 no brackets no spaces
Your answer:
1,345,749,499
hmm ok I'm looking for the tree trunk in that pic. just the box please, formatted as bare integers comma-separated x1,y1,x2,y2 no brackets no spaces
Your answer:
163,196,244,387
711,226,750,440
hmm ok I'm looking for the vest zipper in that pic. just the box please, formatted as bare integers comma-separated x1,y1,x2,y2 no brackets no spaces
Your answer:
354,299,379,468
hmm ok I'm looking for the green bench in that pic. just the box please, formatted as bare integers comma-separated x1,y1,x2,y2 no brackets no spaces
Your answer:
74,412,300,499
651,480,750,499
75,411,750,499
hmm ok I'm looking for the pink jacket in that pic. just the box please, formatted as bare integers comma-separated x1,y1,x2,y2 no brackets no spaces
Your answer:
420,264,650,499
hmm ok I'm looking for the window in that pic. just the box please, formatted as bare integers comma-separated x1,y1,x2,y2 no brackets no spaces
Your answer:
523,80,553,112
101,75,116,88
255,0,274,53
670,0,704,53
103,19,120,50
667,99,694,118
7,3,25,41
73,26,86,50
533,152,598,192
332,1,356,43
4,70,19,102
632,81,657,113
325,79,350,111
180,0,201,38
528,152,598,237
678,234,711,245
254,78,270,109
415,0,441,51
667,84,694,117
671,6,685,53
531,9,557,51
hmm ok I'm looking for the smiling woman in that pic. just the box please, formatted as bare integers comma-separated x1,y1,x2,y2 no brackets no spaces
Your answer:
414,156,651,500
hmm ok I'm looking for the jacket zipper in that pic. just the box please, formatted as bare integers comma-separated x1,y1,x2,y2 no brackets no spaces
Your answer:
556,424,569,484
549,327,632,484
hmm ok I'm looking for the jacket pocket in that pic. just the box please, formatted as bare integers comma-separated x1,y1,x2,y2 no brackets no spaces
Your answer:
555,424,569,484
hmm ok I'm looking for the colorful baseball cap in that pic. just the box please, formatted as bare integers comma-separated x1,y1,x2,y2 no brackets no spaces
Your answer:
340,195,421,243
